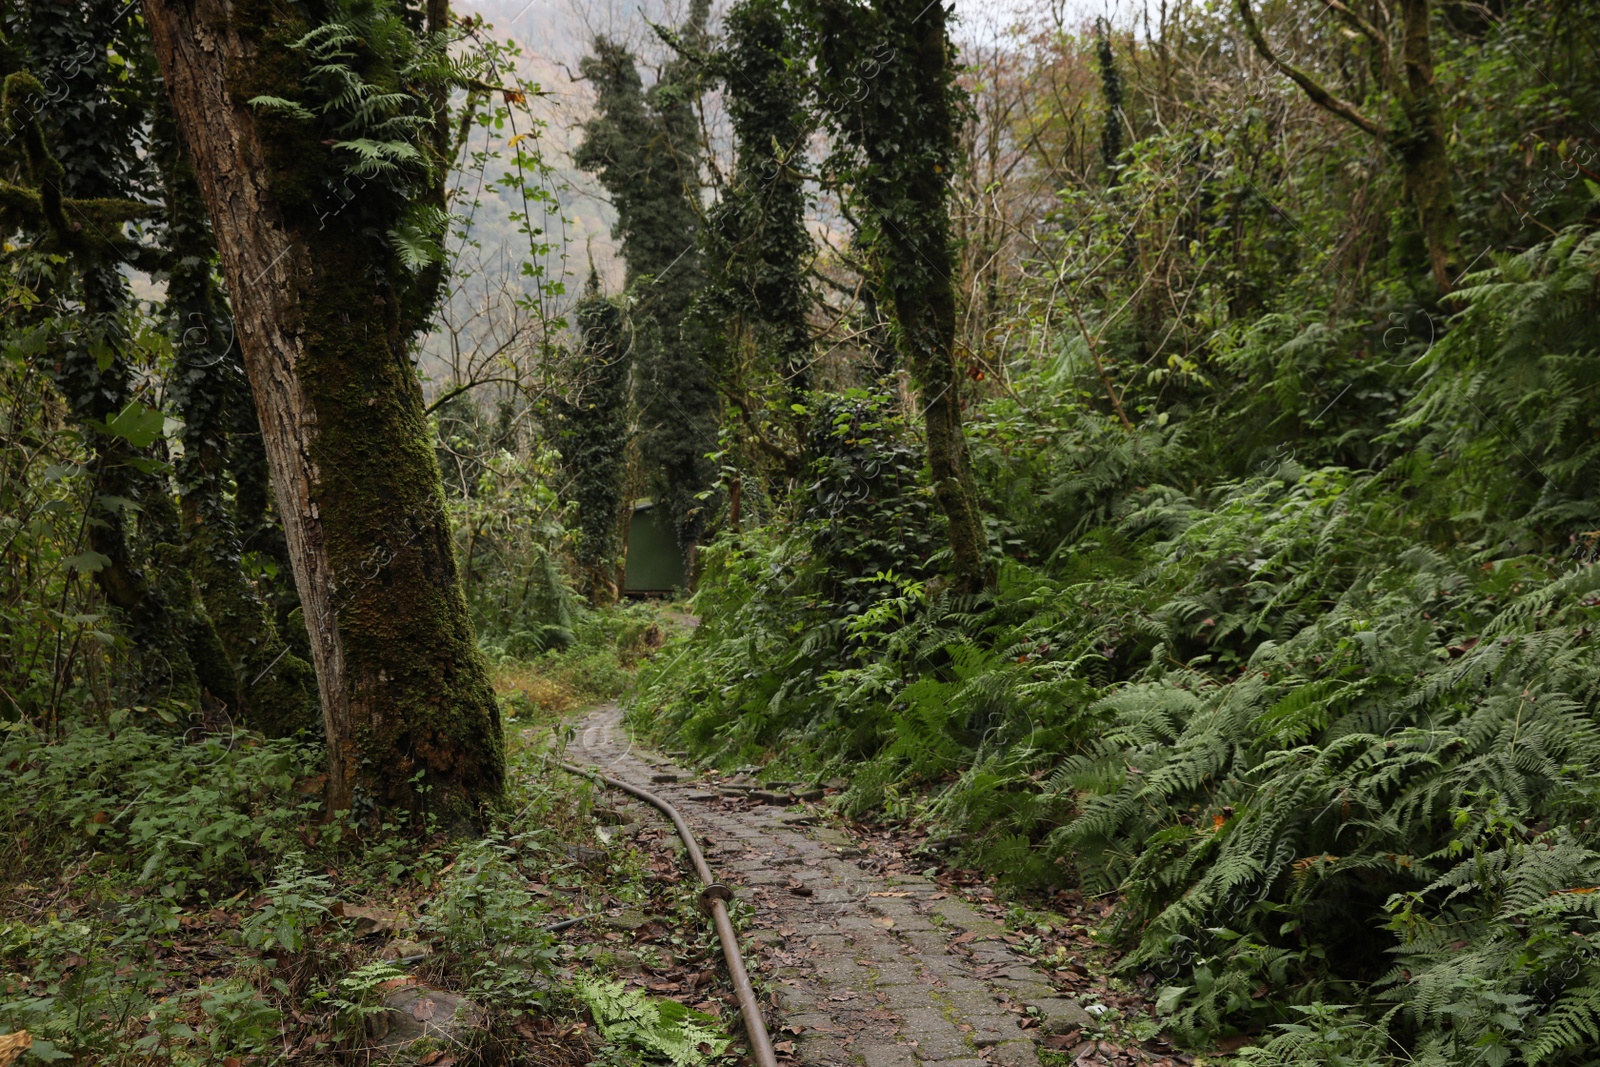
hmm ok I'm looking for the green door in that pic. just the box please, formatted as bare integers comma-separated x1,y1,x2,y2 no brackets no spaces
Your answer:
623,504,687,594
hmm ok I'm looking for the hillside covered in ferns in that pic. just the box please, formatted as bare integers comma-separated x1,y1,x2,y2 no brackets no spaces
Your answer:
2,0,1600,1063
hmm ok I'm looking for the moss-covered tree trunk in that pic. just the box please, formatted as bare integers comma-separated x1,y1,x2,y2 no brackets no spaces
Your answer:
1396,0,1458,292
815,0,991,594
144,0,502,822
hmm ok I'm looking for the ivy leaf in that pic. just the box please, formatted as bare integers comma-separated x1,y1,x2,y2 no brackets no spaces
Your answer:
101,402,165,449
60,551,111,574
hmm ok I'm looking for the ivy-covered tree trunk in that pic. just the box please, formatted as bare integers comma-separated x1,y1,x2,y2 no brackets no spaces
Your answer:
143,0,503,821
813,0,992,594
574,10,720,569
1096,17,1123,179
709,0,814,401
555,270,630,607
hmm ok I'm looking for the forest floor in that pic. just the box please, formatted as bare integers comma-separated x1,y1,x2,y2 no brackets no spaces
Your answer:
3,604,1220,1066
564,704,1205,1067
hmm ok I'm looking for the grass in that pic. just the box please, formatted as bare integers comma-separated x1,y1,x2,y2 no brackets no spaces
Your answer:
491,602,682,721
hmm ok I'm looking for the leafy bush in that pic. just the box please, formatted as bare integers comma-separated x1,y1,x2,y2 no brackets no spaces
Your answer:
0,721,321,896
419,834,561,1010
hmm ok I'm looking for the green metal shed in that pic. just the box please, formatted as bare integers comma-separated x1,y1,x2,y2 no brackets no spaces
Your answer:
623,500,687,596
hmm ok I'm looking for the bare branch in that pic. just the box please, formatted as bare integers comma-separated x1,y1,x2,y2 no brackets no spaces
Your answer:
1326,0,1391,75
1236,0,1385,139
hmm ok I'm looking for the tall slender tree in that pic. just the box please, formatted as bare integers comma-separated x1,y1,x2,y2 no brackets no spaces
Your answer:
142,0,503,822
807,0,992,593
574,1,720,566
1095,16,1123,180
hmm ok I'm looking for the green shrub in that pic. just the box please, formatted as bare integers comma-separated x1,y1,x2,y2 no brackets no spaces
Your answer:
1,721,322,895
639,363,1600,1062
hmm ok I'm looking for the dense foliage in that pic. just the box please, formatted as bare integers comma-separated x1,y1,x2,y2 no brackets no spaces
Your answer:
635,2,1600,1063
8,0,1600,1061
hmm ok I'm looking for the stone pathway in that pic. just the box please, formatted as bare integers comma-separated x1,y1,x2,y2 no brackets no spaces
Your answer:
567,705,1095,1067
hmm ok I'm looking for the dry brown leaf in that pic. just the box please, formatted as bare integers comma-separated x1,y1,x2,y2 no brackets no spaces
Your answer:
0,1033,31,1067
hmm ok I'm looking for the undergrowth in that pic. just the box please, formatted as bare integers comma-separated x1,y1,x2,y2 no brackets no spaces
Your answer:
635,227,1600,1065
491,602,675,719
0,604,721,1066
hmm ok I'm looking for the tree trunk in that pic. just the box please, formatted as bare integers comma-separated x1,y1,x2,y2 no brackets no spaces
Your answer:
1236,0,1458,292
157,107,319,738
1397,0,1459,292
875,0,991,595
143,0,503,823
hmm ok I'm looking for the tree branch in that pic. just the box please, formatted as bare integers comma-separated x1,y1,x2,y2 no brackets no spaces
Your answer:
1326,0,1391,77
424,376,525,416
1236,0,1385,139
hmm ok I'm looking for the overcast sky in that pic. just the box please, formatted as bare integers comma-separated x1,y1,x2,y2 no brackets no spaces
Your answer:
465,0,1135,66
949,0,1134,43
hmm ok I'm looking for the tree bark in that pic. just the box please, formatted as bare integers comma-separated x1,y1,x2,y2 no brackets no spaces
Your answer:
157,106,319,738
1396,0,1459,292
870,0,991,594
143,0,503,823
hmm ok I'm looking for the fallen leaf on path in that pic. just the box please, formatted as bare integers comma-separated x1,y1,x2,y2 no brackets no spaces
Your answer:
338,904,407,935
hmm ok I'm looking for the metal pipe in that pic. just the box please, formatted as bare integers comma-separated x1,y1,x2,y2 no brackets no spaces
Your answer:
560,761,779,1067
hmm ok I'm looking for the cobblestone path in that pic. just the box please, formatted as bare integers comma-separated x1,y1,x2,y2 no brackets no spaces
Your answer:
567,705,1095,1067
